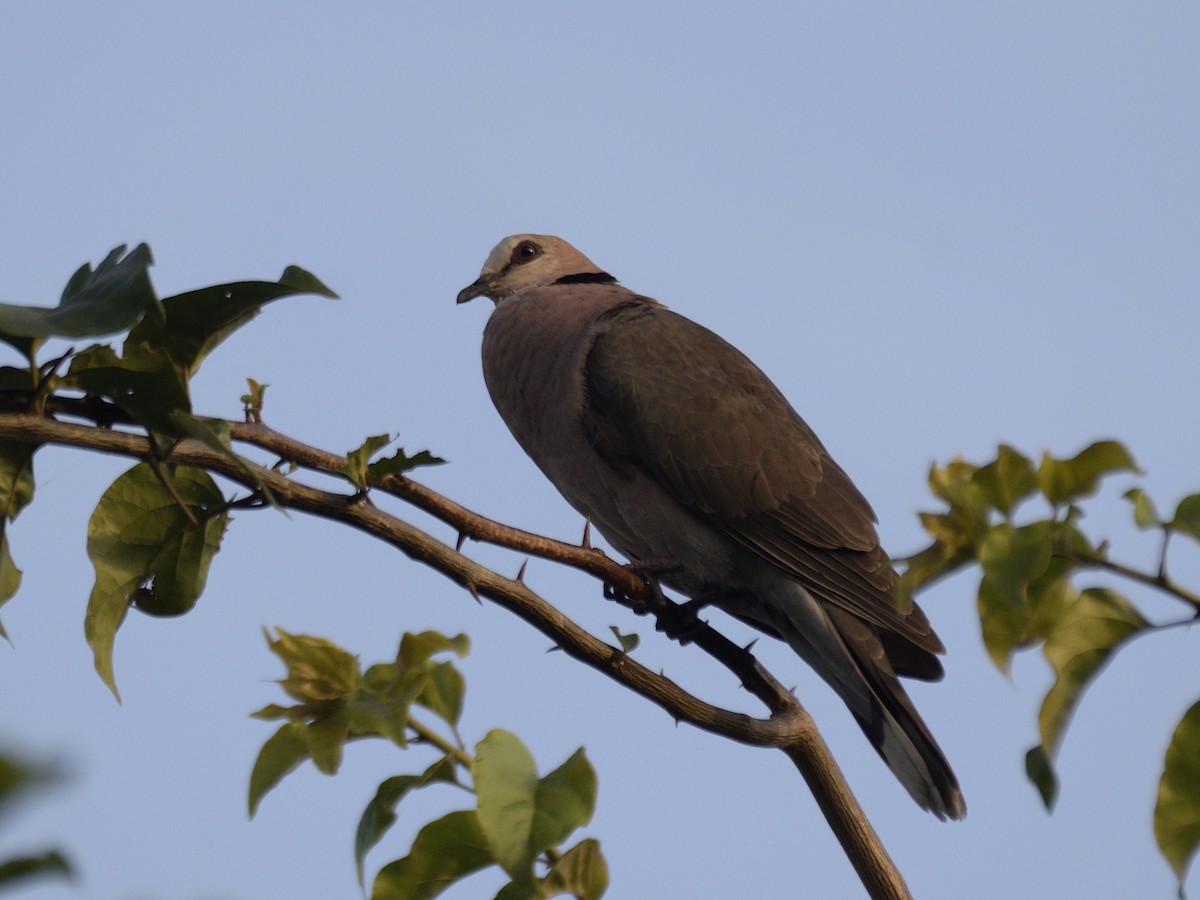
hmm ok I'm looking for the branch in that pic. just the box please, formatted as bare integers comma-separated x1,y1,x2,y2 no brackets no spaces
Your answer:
0,412,910,900
1065,548,1200,611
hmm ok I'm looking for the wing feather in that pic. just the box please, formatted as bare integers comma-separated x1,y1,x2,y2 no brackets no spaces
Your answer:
583,301,941,655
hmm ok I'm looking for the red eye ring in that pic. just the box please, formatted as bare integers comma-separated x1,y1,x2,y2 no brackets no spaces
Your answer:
511,241,542,264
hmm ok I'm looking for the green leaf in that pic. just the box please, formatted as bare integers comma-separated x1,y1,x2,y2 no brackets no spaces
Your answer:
368,448,447,481
608,626,639,654
1156,700,1200,886
355,758,459,887
167,412,275,503
400,631,470,669
126,265,337,375
1037,588,1147,761
372,810,494,900
65,342,191,450
978,522,1053,607
248,722,310,817
344,434,395,489
241,377,268,422
1122,488,1161,529
0,245,159,358
0,442,35,519
973,444,1037,516
84,463,228,698
266,628,361,703
529,748,597,856
542,839,608,900
473,730,539,885
308,709,352,774
976,522,1053,671
1024,745,1058,811
1036,440,1139,505
416,660,466,726
977,579,1027,673
0,851,72,889
1169,494,1200,543
0,443,36,620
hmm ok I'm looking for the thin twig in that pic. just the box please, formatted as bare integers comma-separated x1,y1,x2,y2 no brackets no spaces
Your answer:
1066,548,1200,611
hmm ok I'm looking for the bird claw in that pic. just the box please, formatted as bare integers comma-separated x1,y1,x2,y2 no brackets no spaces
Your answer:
655,597,709,645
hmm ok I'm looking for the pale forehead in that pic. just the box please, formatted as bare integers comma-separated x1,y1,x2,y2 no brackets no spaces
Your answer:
482,234,558,272
480,234,573,273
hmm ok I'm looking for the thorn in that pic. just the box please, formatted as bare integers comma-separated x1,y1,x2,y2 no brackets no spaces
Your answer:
516,559,528,582
545,644,562,654
581,518,592,549
456,531,467,552
466,581,481,604
743,638,759,652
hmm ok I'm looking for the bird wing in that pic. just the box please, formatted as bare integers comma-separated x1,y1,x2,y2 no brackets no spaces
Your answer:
582,300,943,656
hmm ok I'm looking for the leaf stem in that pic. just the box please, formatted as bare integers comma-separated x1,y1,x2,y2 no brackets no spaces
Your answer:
407,714,473,770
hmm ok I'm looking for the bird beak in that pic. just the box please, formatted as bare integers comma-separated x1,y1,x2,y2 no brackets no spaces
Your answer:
456,277,490,304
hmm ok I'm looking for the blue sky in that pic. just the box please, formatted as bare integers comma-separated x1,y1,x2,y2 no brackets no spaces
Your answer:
2,4,1198,897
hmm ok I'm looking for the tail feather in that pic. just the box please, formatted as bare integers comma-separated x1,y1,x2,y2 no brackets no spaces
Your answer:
826,606,965,820
762,585,966,820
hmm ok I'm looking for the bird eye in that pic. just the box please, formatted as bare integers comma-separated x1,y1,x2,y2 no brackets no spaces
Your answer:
511,241,542,264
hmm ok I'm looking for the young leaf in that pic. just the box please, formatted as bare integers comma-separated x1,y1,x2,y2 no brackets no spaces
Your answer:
344,434,395,490
1169,494,1200,543
0,244,159,356
473,729,539,885
355,758,459,887
266,628,361,703
973,444,1037,516
126,265,337,375
608,626,639,654
1036,440,1139,505
241,378,268,423
541,839,608,900
1155,700,1200,888
368,448,447,482
1037,588,1147,761
248,722,310,817
400,631,470,669
371,810,494,900
1121,488,1161,529
84,463,228,697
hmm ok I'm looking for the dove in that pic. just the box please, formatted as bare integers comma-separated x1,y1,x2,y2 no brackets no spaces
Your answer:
458,234,964,819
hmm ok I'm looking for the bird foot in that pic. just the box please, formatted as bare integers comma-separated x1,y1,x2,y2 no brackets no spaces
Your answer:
603,558,680,615
655,596,713,645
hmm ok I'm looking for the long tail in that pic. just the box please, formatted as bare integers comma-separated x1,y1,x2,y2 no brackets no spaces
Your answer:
764,586,966,820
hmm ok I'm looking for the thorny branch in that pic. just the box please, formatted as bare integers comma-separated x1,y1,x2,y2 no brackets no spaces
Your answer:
0,408,912,900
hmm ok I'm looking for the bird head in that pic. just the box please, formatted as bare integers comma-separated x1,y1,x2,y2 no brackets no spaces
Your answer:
456,234,612,304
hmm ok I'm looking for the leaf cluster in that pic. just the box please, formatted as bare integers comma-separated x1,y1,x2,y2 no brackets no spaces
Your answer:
0,248,602,899
0,245,338,685
902,440,1200,888
251,629,607,900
